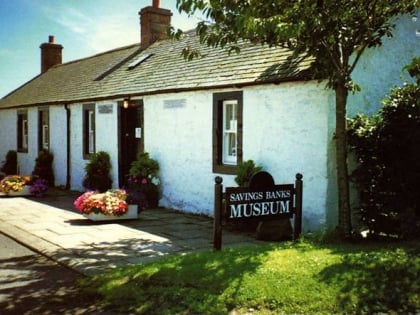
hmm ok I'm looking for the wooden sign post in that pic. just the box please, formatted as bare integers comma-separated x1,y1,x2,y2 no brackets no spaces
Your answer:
213,172,303,250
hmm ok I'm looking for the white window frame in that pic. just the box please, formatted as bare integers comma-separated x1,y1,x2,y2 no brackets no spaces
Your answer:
222,100,238,165
88,109,95,154
22,119,28,150
42,124,49,150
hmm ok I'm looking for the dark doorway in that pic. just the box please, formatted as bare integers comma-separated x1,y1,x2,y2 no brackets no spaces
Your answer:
118,100,144,187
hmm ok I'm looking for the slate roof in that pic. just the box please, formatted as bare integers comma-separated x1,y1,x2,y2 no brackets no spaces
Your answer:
0,30,314,109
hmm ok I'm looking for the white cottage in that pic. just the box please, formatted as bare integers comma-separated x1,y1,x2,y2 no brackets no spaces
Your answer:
0,2,418,231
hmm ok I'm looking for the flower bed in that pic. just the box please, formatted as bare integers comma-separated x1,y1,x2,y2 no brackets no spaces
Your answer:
0,175,48,197
74,189,138,220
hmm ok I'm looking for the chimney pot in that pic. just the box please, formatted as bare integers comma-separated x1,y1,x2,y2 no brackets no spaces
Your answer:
40,35,63,73
140,3,172,50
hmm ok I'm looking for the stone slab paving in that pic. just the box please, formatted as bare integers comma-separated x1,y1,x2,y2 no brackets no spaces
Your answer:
0,192,264,276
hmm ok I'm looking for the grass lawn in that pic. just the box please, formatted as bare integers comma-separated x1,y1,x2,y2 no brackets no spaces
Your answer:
81,237,419,314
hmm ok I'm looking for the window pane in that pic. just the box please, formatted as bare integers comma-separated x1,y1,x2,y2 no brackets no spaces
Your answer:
88,110,95,154
223,100,237,165
83,105,96,157
40,110,49,151
42,125,49,150
22,118,28,149
17,111,28,151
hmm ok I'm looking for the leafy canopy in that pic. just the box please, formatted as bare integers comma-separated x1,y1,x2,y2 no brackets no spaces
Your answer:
174,0,417,88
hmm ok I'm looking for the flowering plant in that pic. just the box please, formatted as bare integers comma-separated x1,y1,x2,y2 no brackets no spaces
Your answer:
74,189,128,216
127,174,160,187
0,175,31,193
127,152,160,209
29,178,49,197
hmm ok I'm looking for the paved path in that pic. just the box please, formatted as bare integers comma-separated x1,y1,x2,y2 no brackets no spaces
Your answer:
0,233,111,315
0,190,262,276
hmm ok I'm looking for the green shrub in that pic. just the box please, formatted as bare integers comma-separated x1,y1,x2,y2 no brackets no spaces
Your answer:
348,58,420,239
32,150,54,185
234,160,262,187
82,151,112,192
1,150,17,175
127,152,160,209
129,152,159,178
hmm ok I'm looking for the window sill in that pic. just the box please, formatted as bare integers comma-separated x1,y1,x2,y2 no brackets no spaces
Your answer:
213,164,237,175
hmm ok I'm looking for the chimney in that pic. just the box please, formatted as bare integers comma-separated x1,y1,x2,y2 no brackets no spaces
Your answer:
40,35,63,73
139,1,172,50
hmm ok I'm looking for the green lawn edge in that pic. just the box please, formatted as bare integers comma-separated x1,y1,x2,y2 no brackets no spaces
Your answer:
81,238,420,314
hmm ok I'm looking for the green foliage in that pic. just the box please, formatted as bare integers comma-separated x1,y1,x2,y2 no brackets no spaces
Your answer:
32,150,54,185
129,152,159,178
404,56,420,84
81,239,420,314
348,59,420,238
1,150,17,176
234,159,262,187
83,151,112,192
173,0,416,88
127,153,160,209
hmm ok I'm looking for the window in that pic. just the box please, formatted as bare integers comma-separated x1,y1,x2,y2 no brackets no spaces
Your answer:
127,53,153,69
83,104,95,158
17,110,28,152
222,100,238,164
38,108,49,151
213,91,243,174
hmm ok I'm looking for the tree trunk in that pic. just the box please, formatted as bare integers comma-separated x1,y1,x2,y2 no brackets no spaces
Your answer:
335,83,352,238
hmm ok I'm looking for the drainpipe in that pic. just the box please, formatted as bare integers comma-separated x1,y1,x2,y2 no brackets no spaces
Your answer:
64,103,71,189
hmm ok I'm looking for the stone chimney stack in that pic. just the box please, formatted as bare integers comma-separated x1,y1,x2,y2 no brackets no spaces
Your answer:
40,35,63,73
139,0,172,50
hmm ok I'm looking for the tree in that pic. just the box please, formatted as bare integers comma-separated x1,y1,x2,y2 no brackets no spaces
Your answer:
347,58,420,239
172,0,417,238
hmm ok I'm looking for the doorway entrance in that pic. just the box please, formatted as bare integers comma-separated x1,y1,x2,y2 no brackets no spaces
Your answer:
118,100,144,187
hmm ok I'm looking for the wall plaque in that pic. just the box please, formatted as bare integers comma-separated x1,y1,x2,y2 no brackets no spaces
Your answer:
98,104,113,114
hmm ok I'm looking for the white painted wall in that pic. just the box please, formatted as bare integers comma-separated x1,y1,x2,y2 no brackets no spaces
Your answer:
243,82,334,230
145,91,215,214
69,104,85,190
69,102,120,191
95,101,120,187
0,109,16,169
348,13,420,115
49,105,68,186
17,108,37,175
144,83,334,231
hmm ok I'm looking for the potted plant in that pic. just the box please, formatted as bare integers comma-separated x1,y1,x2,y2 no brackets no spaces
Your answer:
235,160,262,187
0,175,49,197
73,188,137,221
82,151,113,192
29,176,49,197
32,150,54,186
127,152,160,210
0,150,18,178
0,175,32,196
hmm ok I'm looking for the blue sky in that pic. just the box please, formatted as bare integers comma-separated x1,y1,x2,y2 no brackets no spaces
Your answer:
0,0,201,98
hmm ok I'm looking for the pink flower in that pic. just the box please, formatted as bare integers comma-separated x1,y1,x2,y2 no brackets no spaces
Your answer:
74,189,128,216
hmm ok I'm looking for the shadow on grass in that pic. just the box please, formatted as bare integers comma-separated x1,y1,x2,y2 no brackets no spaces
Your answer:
80,246,272,314
318,245,420,314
